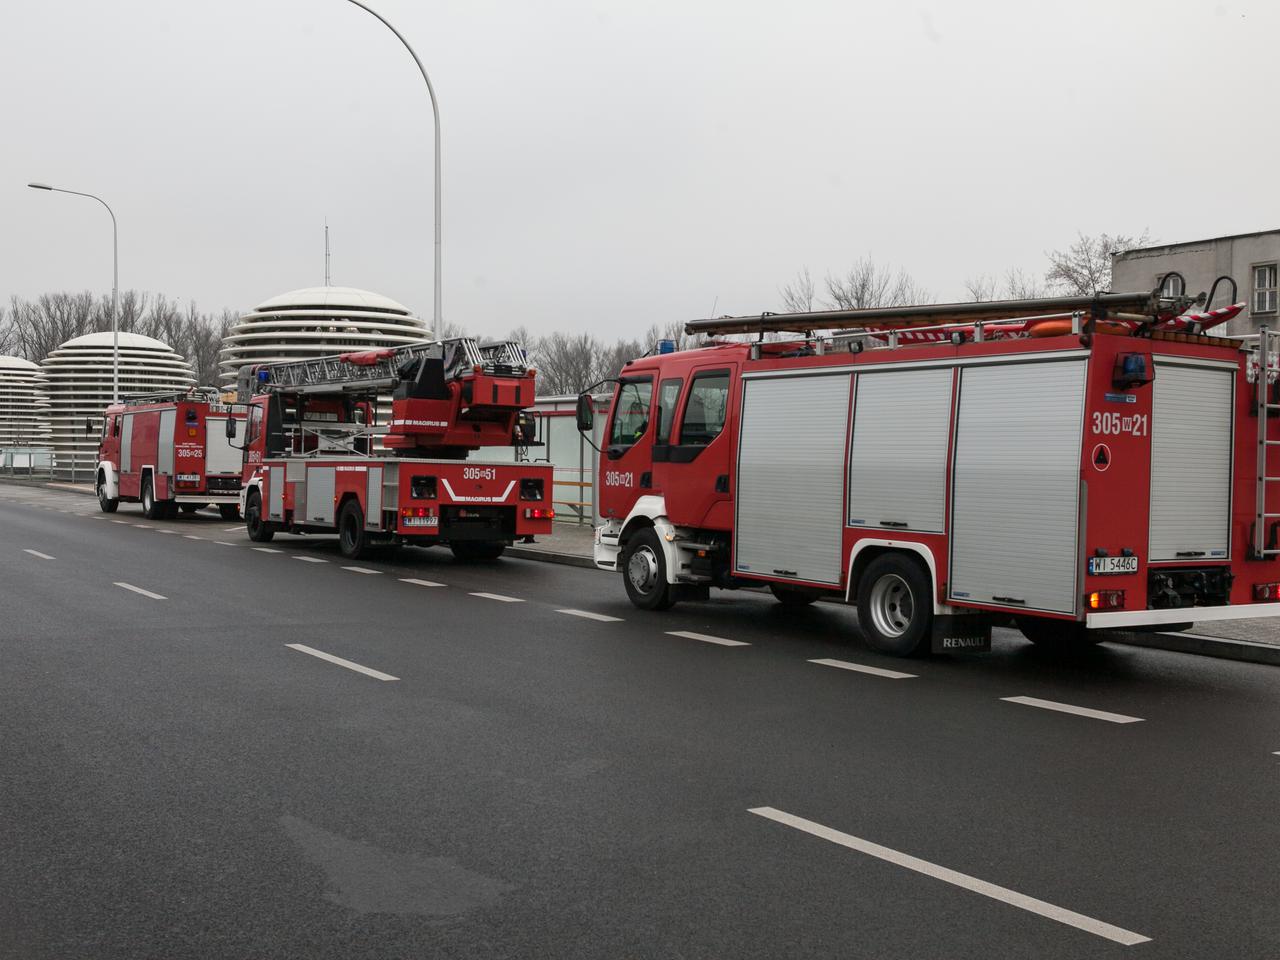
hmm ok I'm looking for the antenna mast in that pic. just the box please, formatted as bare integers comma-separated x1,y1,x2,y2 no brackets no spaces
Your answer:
324,219,331,287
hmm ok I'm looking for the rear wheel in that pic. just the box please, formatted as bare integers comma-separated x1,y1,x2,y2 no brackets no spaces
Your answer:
96,472,118,513
219,504,241,521
338,499,368,559
1015,616,1102,649
245,490,275,542
450,541,506,563
856,554,932,656
621,527,676,611
769,583,821,606
141,477,166,521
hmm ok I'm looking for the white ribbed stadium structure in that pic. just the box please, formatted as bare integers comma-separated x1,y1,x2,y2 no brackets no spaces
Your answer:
39,332,195,478
0,356,50,451
218,286,429,384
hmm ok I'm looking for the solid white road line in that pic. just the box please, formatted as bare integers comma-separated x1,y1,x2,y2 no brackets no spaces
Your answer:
341,566,380,574
400,578,445,587
469,592,524,603
293,556,328,563
556,608,623,622
23,549,55,560
666,630,749,647
809,658,917,679
214,541,237,546
251,547,283,554
748,807,1151,947
114,582,167,601
285,643,399,681
1001,696,1143,725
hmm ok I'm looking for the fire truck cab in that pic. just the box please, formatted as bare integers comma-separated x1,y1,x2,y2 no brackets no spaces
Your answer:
96,389,246,520
581,287,1280,656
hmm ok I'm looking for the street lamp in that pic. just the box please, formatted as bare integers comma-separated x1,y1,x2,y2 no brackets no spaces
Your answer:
343,0,443,329
27,181,120,403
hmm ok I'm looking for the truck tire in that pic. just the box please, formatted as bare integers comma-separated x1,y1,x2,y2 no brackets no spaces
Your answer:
770,583,820,606
450,541,506,563
621,527,676,611
245,490,275,543
96,473,118,513
1015,616,1103,649
219,504,241,521
338,499,368,559
856,554,932,657
142,477,166,521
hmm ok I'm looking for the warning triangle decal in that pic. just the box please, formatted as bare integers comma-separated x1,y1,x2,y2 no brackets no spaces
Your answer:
1094,445,1110,467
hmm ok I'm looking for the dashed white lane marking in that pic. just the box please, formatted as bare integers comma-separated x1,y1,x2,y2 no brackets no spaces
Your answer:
1001,696,1143,724
23,549,55,560
223,526,241,532
133,524,151,529
400,578,445,587
285,643,399,682
251,547,283,554
748,807,1151,946
158,529,177,534
341,566,380,574
809,658,917,679
556,608,623,622
294,556,328,563
114,582,167,601
470,592,524,603
667,630,749,647
214,541,237,547
110,519,128,524
183,535,205,541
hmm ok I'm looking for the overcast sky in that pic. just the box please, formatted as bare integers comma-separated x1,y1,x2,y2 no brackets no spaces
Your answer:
2,0,1275,336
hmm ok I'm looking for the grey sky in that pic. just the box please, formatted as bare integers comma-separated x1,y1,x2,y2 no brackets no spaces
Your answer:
2,0,1274,337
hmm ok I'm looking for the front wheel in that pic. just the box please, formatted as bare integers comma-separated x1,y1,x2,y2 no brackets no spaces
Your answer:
245,490,275,542
856,554,932,656
338,499,368,559
142,478,167,521
450,541,506,563
96,473,118,513
621,527,676,611
219,504,241,521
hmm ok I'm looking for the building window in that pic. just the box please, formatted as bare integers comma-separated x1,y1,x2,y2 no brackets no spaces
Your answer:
1254,263,1278,314
1159,274,1184,298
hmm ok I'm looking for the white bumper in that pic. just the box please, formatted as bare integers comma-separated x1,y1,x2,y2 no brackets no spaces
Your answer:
594,520,623,571
1087,602,1280,629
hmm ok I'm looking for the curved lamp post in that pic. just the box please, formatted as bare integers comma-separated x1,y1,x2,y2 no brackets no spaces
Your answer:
343,0,443,328
27,181,120,403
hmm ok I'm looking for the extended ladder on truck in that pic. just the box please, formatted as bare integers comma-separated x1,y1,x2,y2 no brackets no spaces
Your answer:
1252,326,1280,559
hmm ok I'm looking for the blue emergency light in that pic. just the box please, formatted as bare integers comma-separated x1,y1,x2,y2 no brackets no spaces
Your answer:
658,339,676,355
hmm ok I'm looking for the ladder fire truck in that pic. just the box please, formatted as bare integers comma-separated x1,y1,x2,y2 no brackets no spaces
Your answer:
230,337,554,561
577,278,1280,655
96,388,247,520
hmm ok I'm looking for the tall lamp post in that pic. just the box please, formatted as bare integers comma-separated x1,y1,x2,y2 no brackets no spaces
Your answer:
343,0,443,328
27,182,120,403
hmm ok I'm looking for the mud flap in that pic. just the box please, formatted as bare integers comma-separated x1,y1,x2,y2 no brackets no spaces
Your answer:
931,615,992,653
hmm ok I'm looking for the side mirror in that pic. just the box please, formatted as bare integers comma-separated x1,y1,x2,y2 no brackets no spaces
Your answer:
225,417,237,439
84,417,94,436
575,394,594,432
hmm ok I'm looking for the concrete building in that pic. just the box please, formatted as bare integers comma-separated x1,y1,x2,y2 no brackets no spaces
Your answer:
1111,230,1280,337
0,355,50,451
217,286,429,384
38,331,194,479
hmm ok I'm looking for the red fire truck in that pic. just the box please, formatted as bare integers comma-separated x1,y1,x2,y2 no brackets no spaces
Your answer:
96,388,247,519
230,337,554,561
577,281,1280,655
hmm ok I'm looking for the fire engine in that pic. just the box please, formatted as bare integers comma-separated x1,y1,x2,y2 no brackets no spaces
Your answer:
95,388,247,520
577,277,1280,655
229,337,554,561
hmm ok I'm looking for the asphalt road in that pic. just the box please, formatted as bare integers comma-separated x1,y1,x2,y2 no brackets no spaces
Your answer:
1,484,1277,960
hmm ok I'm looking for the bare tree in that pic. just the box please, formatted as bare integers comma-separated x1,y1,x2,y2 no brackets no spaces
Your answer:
824,257,929,310
535,331,602,396
1045,231,1150,295
779,268,817,313
964,267,1047,302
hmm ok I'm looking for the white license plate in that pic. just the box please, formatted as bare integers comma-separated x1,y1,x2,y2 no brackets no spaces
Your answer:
1088,556,1138,576
402,517,438,528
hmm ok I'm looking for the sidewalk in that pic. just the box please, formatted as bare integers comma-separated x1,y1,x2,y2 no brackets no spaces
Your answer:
507,521,597,569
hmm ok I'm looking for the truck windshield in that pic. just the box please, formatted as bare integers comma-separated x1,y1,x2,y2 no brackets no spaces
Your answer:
608,378,652,447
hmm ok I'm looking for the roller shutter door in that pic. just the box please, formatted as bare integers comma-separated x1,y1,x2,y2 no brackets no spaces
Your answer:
950,360,1086,614
848,368,953,533
735,373,852,585
1148,362,1233,561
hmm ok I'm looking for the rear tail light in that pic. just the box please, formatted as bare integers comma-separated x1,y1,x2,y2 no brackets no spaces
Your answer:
524,507,555,520
400,506,434,518
1088,589,1125,610
1253,582,1280,602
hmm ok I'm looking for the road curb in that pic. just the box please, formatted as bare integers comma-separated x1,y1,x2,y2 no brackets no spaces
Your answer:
506,546,600,570
1113,630,1280,667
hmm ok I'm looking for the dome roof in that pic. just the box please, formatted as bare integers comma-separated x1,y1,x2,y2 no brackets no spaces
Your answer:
59,331,177,351
0,355,39,371
253,286,412,316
